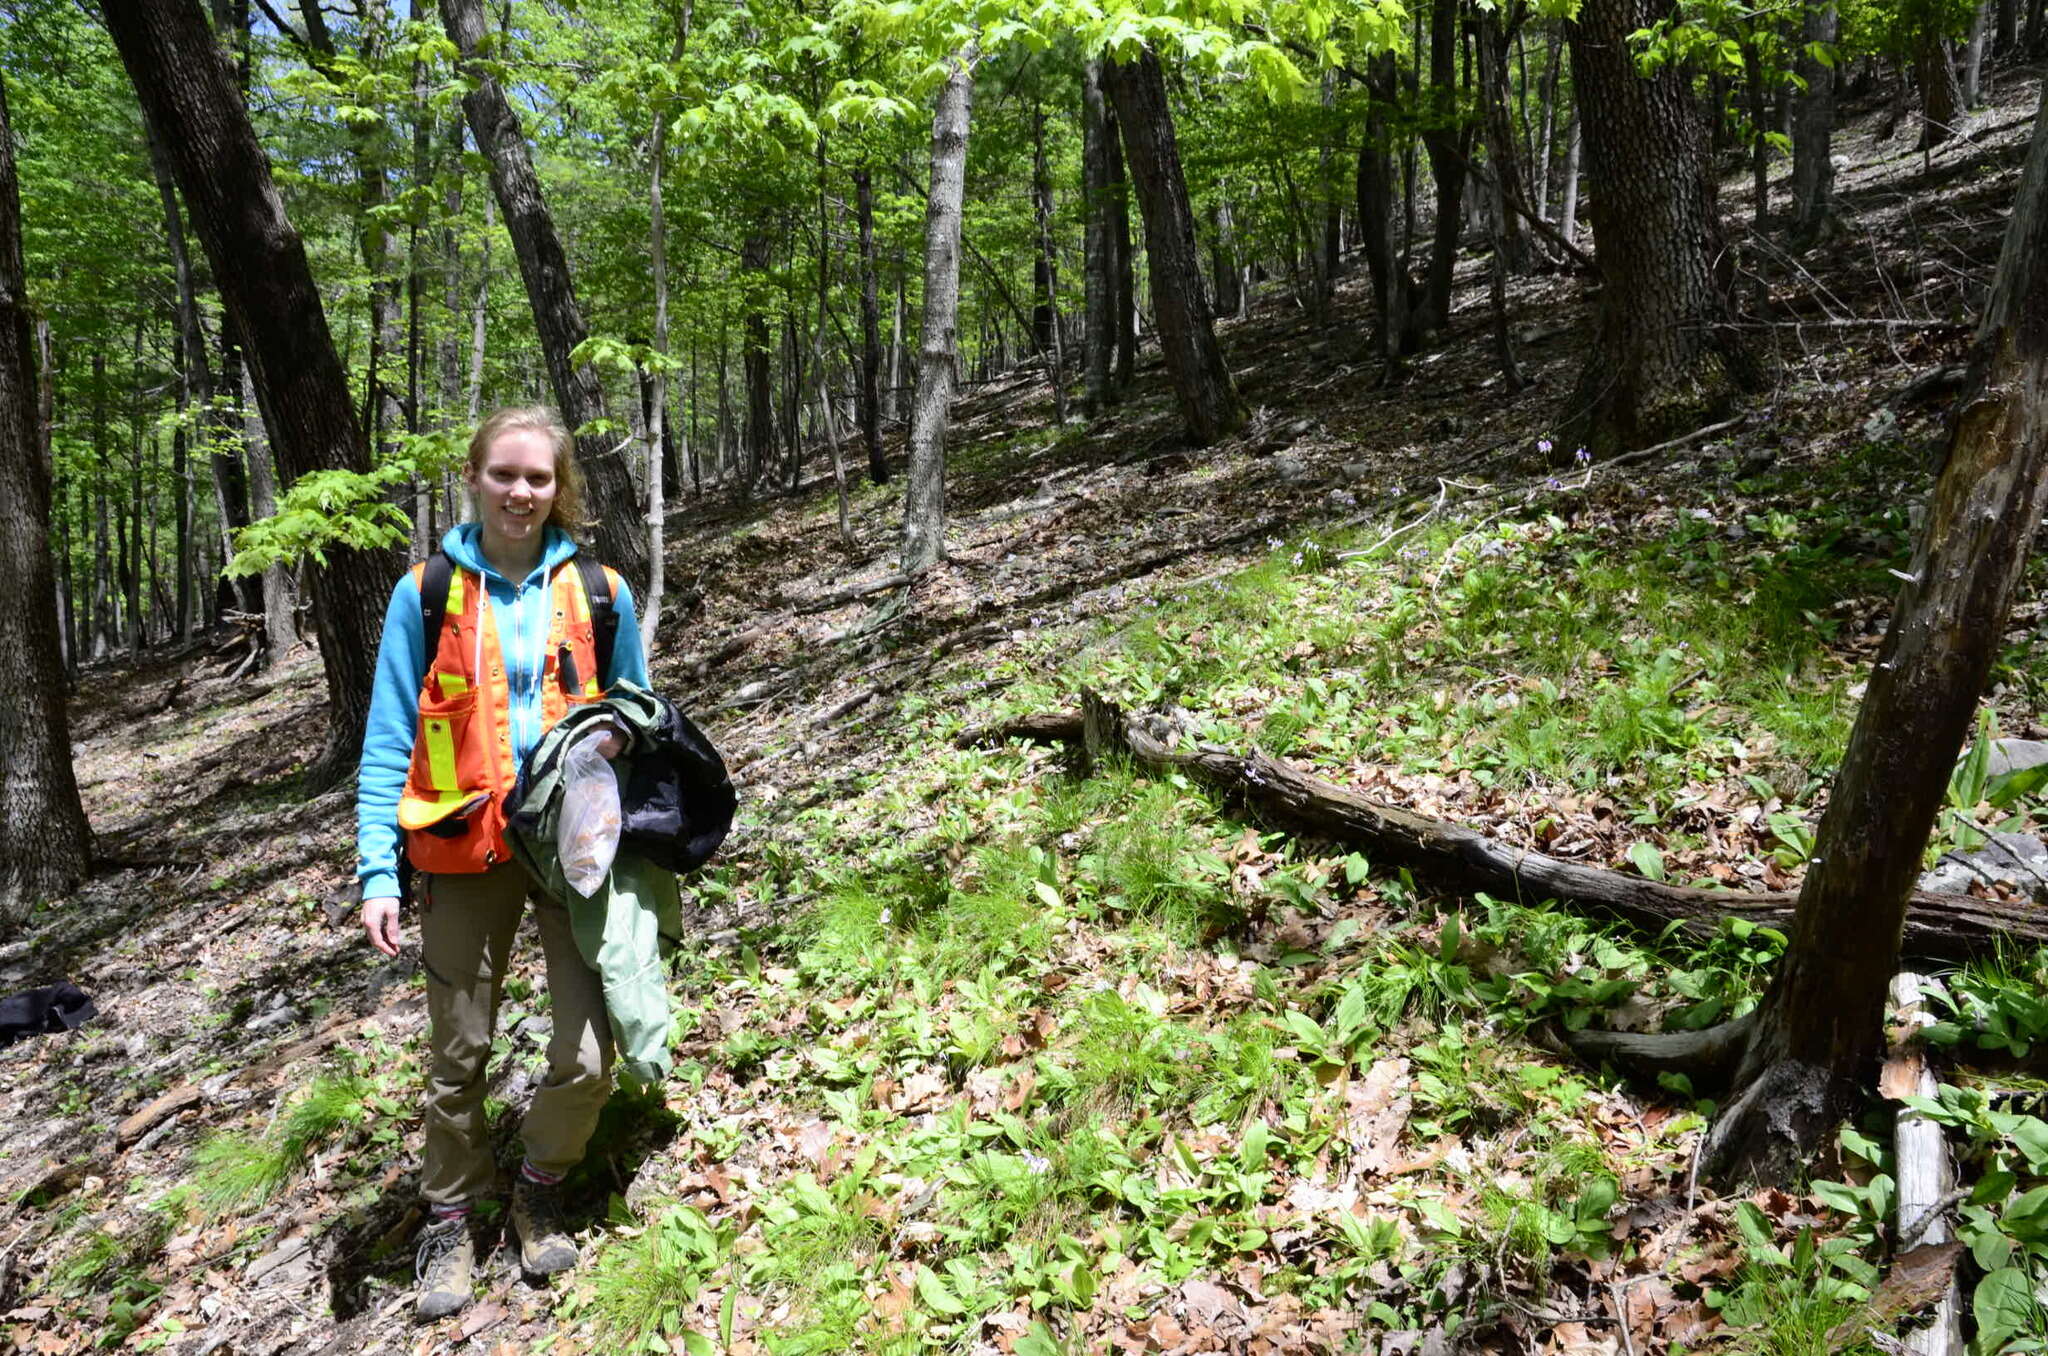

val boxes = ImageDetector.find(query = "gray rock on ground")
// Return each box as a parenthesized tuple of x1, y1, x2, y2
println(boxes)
(1919, 832, 2048, 903)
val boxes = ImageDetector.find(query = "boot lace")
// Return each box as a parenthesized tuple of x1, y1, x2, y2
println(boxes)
(415, 1217, 467, 1284)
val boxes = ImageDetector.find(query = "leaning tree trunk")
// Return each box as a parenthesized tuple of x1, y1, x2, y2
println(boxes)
(1790, 0, 1840, 239)
(1589, 83, 2048, 1185)
(1564, 0, 1752, 452)
(438, 0, 648, 586)
(900, 45, 974, 576)
(0, 68, 92, 930)
(101, 0, 396, 788)
(1103, 49, 1245, 447)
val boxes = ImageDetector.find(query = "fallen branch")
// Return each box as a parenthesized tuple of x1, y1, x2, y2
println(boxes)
(796, 571, 911, 614)
(970, 694, 2048, 961)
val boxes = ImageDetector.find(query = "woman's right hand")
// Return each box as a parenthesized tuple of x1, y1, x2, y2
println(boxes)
(363, 896, 402, 956)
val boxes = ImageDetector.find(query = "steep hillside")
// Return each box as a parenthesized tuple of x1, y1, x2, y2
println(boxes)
(3, 71, 2045, 1356)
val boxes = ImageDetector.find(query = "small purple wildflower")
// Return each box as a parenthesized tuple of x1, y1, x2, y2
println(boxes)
(1575, 447, 1592, 465)
(1545, 476, 1562, 490)
(1537, 437, 1554, 454)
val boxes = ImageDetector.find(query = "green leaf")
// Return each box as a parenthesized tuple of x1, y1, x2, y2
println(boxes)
(1974, 1267, 2035, 1351)
(1627, 842, 1667, 881)
(914, 1263, 966, 1315)
(1987, 761, 2048, 809)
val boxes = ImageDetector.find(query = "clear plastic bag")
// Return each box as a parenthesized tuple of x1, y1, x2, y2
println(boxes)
(557, 725, 623, 897)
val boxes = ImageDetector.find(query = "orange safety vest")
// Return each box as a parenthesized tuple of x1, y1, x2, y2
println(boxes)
(396, 559, 617, 874)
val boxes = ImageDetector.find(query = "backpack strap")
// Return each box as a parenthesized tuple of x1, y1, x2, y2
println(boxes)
(573, 554, 618, 683)
(418, 550, 456, 658)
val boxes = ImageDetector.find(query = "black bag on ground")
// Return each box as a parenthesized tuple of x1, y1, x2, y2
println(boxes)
(0, 981, 96, 1049)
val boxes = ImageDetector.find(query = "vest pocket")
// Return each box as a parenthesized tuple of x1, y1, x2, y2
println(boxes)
(398, 687, 484, 833)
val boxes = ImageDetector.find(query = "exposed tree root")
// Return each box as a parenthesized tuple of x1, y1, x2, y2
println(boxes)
(1560, 1012, 1755, 1091)
(971, 693, 2048, 962)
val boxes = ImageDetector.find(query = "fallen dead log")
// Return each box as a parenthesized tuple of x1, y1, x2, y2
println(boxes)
(969, 694, 2048, 962)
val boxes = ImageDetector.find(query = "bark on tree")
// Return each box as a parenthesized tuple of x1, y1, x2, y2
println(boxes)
(1564, 0, 1753, 451)
(1790, 0, 1840, 239)
(1107, 103, 1136, 392)
(1477, 8, 1530, 272)
(1081, 61, 1118, 413)
(1031, 102, 1068, 426)
(101, 0, 396, 787)
(1420, 0, 1470, 332)
(854, 166, 886, 483)
(241, 367, 297, 663)
(1593, 84, 2048, 1184)
(0, 68, 92, 930)
(900, 46, 974, 576)
(1558, 114, 1582, 242)
(1357, 52, 1420, 369)
(438, 0, 648, 585)
(741, 231, 773, 492)
(1916, 33, 1964, 147)
(1966, 0, 1991, 104)
(1103, 49, 1245, 447)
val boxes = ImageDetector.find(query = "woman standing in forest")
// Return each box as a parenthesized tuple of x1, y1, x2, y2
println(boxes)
(355, 406, 649, 1321)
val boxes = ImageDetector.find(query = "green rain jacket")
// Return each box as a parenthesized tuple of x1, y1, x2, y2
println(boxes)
(504, 684, 734, 1085)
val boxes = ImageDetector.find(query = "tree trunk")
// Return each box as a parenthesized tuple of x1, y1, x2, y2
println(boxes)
(1559, 114, 1582, 242)
(1031, 102, 1068, 425)
(741, 232, 773, 492)
(1740, 33, 1772, 225)
(0, 67, 93, 928)
(241, 367, 296, 664)
(854, 166, 886, 483)
(1421, 0, 1469, 331)
(1998, 0, 2018, 53)
(1916, 35, 1963, 147)
(1107, 102, 1136, 392)
(1103, 49, 1245, 447)
(1477, 9, 1529, 272)
(1209, 199, 1243, 320)
(1358, 52, 1419, 369)
(900, 45, 974, 576)
(1673, 83, 2048, 1184)
(437, 0, 648, 585)
(1564, 0, 1751, 451)
(100, 0, 397, 786)
(1081, 60, 1118, 413)
(1791, 1, 1839, 239)
(1966, 0, 1991, 104)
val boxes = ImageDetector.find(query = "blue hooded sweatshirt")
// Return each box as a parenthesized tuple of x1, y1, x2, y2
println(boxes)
(355, 523, 649, 900)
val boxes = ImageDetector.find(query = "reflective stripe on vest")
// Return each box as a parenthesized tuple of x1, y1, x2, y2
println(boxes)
(396, 558, 614, 873)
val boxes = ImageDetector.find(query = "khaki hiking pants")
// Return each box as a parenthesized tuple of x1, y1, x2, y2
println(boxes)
(418, 864, 613, 1206)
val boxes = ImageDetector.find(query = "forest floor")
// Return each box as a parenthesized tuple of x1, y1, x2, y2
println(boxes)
(8, 67, 2048, 1356)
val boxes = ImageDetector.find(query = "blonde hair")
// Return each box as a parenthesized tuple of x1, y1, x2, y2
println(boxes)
(466, 405, 595, 535)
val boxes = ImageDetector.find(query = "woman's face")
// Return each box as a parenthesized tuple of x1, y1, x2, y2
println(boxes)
(469, 428, 559, 552)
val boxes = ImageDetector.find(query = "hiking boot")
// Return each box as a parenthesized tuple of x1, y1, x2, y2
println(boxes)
(414, 1215, 476, 1321)
(510, 1177, 579, 1276)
